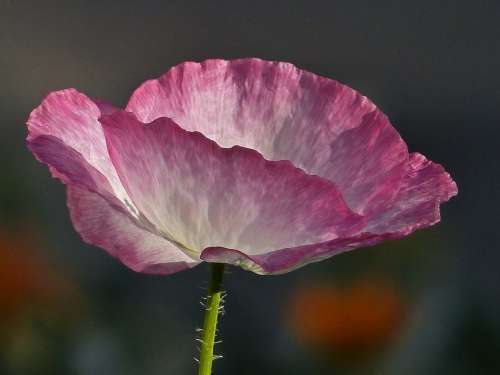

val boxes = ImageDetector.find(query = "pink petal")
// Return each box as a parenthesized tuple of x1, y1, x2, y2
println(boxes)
(126, 58, 408, 214)
(365, 153, 458, 234)
(92, 98, 119, 115)
(27, 62, 457, 275)
(67, 186, 199, 274)
(27, 89, 132, 209)
(28, 135, 119, 204)
(202, 154, 457, 274)
(100, 111, 364, 257)
(26, 90, 194, 273)
(200, 234, 386, 274)
(125, 58, 457, 274)
(311, 110, 408, 214)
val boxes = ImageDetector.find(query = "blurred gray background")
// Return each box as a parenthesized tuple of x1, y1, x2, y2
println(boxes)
(0, 0, 498, 374)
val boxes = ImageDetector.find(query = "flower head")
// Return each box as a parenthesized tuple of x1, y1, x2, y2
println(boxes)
(27, 59, 457, 275)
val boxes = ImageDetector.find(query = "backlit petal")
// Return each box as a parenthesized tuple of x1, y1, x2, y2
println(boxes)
(67, 186, 199, 274)
(201, 154, 457, 274)
(201, 233, 385, 274)
(126, 58, 408, 214)
(25, 90, 195, 272)
(27, 60, 458, 275)
(365, 153, 458, 234)
(100, 111, 363, 257)
(27, 89, 132, 209)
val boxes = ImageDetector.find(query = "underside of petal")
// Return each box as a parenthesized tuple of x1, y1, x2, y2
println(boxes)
(67, 186, 199, 275)
(200, 233, 389, 274)
(100, 111, 363, 257)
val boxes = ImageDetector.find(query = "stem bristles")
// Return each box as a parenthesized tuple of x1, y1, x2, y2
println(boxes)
(197, 263, 225, 375)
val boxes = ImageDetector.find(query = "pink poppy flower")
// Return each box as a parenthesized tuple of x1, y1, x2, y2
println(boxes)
(27, 58, 457, 275)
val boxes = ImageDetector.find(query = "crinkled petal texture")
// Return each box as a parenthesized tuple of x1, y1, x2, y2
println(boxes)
(27, 89, 199, 274)
(100, 113, 364, 272)
(27, 59, 457, 275)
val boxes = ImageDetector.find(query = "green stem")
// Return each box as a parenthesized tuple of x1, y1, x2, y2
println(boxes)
(198, 263, 225, 375)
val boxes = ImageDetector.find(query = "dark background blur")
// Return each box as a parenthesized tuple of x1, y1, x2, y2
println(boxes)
(0, 0, 498, 374)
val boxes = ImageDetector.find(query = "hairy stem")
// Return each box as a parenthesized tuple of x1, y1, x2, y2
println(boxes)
(198, 263, 225, 375)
